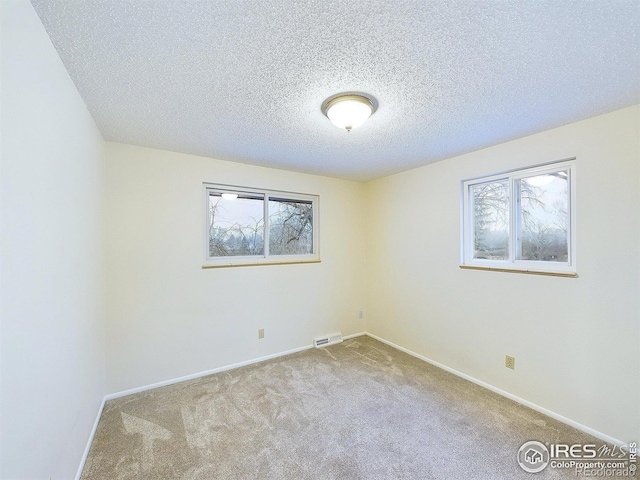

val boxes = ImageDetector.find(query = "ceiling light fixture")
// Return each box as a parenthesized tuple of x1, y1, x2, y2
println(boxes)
(321, 93, 377, 132)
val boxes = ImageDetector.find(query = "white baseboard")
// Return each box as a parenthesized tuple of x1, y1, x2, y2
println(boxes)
(343, 331, 367, 340)
(102, 334, 366, 404)
(78, 343, 316, 477)
(78, 330, 624, 478)
(105, 335, 369, 402)
(365, 332, 625, 447)
(78, 344, 315, 477)
(75, 396, 106, 480)
(103, 334, 370, 402)
(104, 343, 314, 401)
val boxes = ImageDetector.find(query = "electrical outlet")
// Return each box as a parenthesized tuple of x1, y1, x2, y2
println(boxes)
(258, 328, 264, 339)
(358, 310, 363, 319)
(505, 355, 515, 370)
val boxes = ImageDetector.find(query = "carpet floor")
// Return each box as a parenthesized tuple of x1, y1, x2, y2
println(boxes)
(81, 336, 619, 479)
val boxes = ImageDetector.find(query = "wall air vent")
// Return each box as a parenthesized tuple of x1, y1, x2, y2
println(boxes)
(314, 333, 343, 348)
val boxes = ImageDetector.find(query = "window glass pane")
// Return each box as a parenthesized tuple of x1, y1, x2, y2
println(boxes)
(472, 180, 509, 260)
(518, 171, 569, 262)
(208, 193, 264, 256)
(268, 198, 313, 255)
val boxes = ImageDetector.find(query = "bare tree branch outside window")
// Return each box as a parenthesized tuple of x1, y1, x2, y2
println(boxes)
(472, 180, 509, 260)
(269, 199, 313, 255)
(208, 192, 315, 258)
(519, 173, 568, 262)
(471, 173, 569, 263)
(208, 195, 264, 257)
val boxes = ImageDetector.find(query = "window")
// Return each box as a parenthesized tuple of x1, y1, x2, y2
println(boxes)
(204, 184, 319, 267)
(461, 160, 576, 276)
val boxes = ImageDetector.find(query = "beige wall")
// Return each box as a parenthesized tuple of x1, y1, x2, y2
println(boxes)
(105, 142, 367, 393)
(0, 1, 106, 478)
(365, 105, 640, 443)
(106, 107, 639, 443)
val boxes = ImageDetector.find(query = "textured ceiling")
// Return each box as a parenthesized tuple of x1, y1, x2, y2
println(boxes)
(31, 0, 640, 182)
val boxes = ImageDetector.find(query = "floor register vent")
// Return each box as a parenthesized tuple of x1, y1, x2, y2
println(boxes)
(314, 333, 343, 348)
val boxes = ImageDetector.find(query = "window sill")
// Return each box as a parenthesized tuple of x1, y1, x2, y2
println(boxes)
(459, 265, 577, 278)
(203, 259, 321, 269)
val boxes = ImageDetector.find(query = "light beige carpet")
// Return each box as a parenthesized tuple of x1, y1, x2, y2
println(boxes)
(81, 336, 620, 479)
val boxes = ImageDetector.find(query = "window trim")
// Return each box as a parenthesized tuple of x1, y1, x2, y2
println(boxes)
(203, 183, 320, 268)
(460, 159, 577, 277)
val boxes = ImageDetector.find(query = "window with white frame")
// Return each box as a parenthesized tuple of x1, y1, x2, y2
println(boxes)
(204, 184, 319, 267)
(461, 160, 576, 276)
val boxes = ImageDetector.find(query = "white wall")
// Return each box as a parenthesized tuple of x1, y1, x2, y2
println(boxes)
(0, 1, 106, 478)
(105, 142, 367, 393)
(365, 105, 640, 443)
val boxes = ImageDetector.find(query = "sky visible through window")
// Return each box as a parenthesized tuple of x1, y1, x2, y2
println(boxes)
(472, 172, 568, 262)
(209, 194, 264, 256)
(208, 193, 313, 257)
(519, 172, 568, 261)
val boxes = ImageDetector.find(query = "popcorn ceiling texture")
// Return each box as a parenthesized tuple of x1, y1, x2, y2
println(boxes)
(31, 0, 640, 182)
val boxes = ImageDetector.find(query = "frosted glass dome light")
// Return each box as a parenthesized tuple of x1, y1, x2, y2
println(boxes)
(322, 93, 377, 132)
